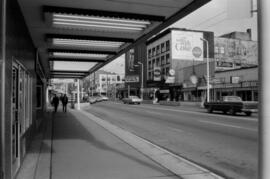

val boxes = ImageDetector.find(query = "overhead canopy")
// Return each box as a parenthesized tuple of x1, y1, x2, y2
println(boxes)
(17, 0, 211, 79)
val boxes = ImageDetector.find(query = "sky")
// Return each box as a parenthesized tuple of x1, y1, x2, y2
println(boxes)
(103, 0, 257, 74)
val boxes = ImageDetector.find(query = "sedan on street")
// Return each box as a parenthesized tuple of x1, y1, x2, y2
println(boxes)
(122, 96, 142, 104)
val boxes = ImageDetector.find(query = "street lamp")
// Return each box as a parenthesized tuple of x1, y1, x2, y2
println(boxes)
(200, 38, 210, 102)
(136, 62, 144, 100)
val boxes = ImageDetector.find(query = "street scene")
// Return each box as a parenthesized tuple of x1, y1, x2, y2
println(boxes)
(82, 101, 258, 179)
(0, 0, 264, 179)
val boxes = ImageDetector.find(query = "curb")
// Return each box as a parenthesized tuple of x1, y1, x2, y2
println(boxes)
(79, 109, 225, 179)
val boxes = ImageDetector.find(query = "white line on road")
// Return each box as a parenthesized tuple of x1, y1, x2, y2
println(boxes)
(198, 120, 257, 132)
(112, 102, 258, 122)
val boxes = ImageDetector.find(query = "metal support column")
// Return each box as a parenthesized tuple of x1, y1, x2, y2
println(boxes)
(260, 0, 269, 178)
(77, 79, 80, 110)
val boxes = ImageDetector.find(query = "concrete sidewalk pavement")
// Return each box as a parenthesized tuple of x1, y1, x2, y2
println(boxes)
(16, 107, 179, 179)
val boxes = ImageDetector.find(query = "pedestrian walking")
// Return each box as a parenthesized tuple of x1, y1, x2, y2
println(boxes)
(51, 94, 59, 112)
(61, 94, 68, 112)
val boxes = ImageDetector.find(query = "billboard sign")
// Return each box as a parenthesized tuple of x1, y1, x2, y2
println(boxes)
(171, 31, 203, 61)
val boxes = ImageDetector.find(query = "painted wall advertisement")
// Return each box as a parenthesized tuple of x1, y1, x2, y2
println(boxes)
(171, 31, 203, 61)
(214, 37, 258, 71)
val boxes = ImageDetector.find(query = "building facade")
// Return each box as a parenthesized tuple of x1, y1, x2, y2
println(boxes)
(146, 28, 214, 101)
(214, 31, 258, 71)
(213, 67, 258, 101)
(1, 0, 48, 178)
(89, 70, 124, 97)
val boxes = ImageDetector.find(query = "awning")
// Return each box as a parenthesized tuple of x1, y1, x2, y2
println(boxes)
(17, 0, 211, 79)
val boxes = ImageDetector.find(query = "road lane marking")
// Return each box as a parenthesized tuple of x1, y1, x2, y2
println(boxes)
(112, 102, 258, 122)
(198, 120, 257, 132)
(78, 109, 224, 179)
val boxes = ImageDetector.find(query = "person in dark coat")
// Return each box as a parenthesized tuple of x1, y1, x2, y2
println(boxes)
(61, 94, 68, 112)
(51, 94, 59, 112)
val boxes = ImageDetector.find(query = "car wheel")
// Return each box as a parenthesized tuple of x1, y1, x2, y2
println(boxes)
(229, 108, 236, 115)
(245, 112, 252, 116)
(207, 107, 213, 113)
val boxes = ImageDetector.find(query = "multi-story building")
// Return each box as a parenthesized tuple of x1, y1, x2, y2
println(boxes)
(180, 31, 258, 102)
(88, 70, 125, 97)
(214, 30, 258, 71)
(145, 28, 214, 101)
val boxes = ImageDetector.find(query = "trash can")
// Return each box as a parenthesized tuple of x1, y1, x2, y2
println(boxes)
(71, 101, 75, 109)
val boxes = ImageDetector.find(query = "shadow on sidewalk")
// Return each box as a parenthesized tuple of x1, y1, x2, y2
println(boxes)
(51, 111, 172, 175)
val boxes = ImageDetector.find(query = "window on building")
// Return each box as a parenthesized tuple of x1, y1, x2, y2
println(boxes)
(156, 45, 160, 55)
(215, 47, 219, 53)
(152, 59, 156, 67)
(156, 57, 160, 66)
(102, 77, 106, 81)
(148, 49, 152, 58)
(161, 56, 165, 65)
(166, 54, 170, 64)
(148, 72, 151, 80)
(220, 47, 225, 54)
(162, 68, 165, 75)
(166, 40, 170, 51)
(117, 75, 120, 81)
(152, 47, 156, 56)
(148, 61, 151, 70)
(161, 43, 165, 53)
(166, 67, 170, 75)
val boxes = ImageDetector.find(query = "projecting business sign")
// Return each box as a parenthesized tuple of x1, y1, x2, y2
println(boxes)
(171, 31, 203, 61)
(153, 67, 161, 81)
(125, 75, 139, 83)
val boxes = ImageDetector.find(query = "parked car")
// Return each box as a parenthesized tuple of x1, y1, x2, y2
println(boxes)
(89, 96, 97, 104)
(204, 96, 258, 116)
(95, 96, 103, 102)
(122, 96, 142, 104)
(100, 95, 109, 101)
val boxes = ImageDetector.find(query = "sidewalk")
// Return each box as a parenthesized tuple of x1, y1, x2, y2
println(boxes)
(16, 107, 179, 179)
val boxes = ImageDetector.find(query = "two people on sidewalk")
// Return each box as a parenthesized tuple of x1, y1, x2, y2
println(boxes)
(51, 94, 68, 112)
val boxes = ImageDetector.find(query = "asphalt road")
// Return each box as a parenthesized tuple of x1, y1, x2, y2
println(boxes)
(82, 101, 258, 179)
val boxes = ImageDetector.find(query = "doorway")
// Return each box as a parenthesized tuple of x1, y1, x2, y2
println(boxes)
(11, 63, 20, 175)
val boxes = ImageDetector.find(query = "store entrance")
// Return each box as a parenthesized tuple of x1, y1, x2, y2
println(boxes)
(11, 63, 20, 175)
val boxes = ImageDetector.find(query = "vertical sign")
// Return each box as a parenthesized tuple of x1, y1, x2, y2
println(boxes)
(153, 67, 161, 81)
